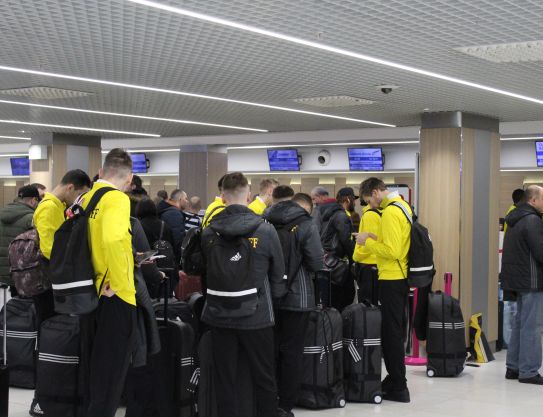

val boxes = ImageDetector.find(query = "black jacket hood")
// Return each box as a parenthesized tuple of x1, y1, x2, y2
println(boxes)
(264, 200, 310, 226)
(318, 200, 344, 222)
(505, 203, 541, 228)
(209, 204, 262, 239)
(157, 199, 177, 215)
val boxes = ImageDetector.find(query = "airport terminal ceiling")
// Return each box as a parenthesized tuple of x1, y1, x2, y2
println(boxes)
(0, 1, 542, 145)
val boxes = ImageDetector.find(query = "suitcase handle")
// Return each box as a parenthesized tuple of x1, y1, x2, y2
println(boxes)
(444, 273, 453, 296)
(1, 284, 7, 366)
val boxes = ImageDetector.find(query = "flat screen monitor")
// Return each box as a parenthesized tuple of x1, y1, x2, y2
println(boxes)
(130, 153, 147, 173)
(267, 149, 300, 171)
(536, 142, 543, 167)
(10, 157, 30, 176)
(348, 147, 384, 171)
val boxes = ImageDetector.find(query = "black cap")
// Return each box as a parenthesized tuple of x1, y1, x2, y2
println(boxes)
(17, 185, 40, 199)
(337, 187, 359, 200)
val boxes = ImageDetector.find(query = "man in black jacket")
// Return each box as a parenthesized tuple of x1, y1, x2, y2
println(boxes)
(501, 185, 543, 385)
(201, 172, 286, 417)
(315, 192, 355, 311)
(157, 189, 188, 263)
(265, 187, 323, 417)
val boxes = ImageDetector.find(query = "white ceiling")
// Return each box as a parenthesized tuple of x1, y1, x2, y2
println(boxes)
(0, 0, 543, 145)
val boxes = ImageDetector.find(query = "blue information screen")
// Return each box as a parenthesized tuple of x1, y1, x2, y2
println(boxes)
(130, 153, 147, 173)
(348, 148, 384, 171)
(536, 142, 543, 167)
(10, 157, 30, 176)
(267, 149, 300, 171)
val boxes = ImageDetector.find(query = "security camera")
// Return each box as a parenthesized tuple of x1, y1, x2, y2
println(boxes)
(317, 150, 331, 166)
(375, 84, 399, 94)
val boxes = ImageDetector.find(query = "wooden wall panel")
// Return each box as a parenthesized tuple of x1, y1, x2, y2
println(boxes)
(419, 128, 461, 293)
(499, 174, 524, 218)
(206, 152, 227, 206)
(301, 178, 319, 195)
(88, 146, 102, 178)
(179, 152, 207, 205)
(52, 144, 67, 188)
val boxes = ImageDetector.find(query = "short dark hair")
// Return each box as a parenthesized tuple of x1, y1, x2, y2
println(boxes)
(292, 192, 313, 208)
(60, 169, 91, 190)
(272, 185, 294, 200)
(30, 183, 46, 191)
(218, 174, 227, 191)
(222, 172, 249, 192)
(359, 177, 387, 197)
(132, 175, 143, 189)
(103, 148, 132, 177)
(135, 197, 157, 219)
(92, 174, 99, 183)
(156, 190, 168, 200)
(512, 188, 525, 204)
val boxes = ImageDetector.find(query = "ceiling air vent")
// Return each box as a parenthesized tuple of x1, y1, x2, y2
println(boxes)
(292, 95, 374, 107)
(0, 86, 95, 100)
(455, 40, 543, 63)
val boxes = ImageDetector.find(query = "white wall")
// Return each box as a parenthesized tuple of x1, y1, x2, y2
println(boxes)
(500, 140, 539, 169)
(228, 144, 419, 173)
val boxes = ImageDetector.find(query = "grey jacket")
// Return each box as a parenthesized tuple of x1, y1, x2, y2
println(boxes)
(201, 205, 286, 330)
(0, 202, 34, 285)
(265, 201, 324, 311)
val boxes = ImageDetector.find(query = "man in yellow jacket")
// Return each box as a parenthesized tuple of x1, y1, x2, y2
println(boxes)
(203, 175, 227, 227)
(248, 178, 278, 215)
(353, 204, 381, 305)
(81, 148, 136, 417)
(355, 177, 412, 403)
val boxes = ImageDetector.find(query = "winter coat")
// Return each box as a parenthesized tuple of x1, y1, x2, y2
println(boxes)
(157, 200, 185, 261)
(201, 204, 286, 329)
(317, 201, 355, 259)
(265, 200, 323, 311)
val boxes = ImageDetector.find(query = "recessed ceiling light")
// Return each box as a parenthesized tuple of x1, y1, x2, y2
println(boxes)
(0, 65, 394, 128)
(127, 0, 543, 106)
(0, 135, 31, 141)
(0, 99, 267, 133)
(0, 120, 160, 137)
(455, 41, 543, 63)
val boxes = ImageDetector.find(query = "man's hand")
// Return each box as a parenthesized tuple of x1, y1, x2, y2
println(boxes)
(101, 282, 117, 298)
(352, 232, 378, 245)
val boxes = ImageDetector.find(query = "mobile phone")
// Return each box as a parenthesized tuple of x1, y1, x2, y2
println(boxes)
(135, 250, 158, 266)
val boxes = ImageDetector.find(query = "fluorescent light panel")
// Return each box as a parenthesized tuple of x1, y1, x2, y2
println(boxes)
(501, 136, 543, 141)
(0, 120, 159, 137)
(101, 148, 179, 154)
(241, 170, 414, 175)
(0, 99, 267, 133)
(0, 153, 28, 157)
(128, 0, 543, 107)
(0, 65, 394, 128)
(228, 140, 419, 150)
(0, 135, 31, 141)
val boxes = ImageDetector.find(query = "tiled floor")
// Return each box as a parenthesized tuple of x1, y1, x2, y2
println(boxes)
(7, 350, 542, 416)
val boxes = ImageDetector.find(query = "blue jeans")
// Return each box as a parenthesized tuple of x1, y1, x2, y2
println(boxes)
(506, 291, 543, 379)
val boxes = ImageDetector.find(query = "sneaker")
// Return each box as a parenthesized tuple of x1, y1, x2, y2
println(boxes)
(383, 388, 411, 403)
(277, 408, 294, 417)
(519, 374, 543, 385)
(29, 398, 44, 416)
(505, 368, 519, 380)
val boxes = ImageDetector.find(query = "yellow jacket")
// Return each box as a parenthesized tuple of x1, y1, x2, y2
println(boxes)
(33, 192, 65, 260)
(81, 181, 135, 306)
(203, 197, 225, 228)
(365, 192, 411, 280)
(503, 204, 516, 234)
(248, 196, 267, 216)
(353, 205, 381, 265)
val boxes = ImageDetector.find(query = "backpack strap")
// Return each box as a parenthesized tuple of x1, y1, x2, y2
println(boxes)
(202, 205, 226, 228)
(367, 208, 382, 217)
(159, 221, 165, 241)
(85, 187, 115, 215)
(390, 202, 413, 225)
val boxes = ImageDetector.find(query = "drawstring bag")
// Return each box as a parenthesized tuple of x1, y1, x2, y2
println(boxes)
(469, 313, 495, 363)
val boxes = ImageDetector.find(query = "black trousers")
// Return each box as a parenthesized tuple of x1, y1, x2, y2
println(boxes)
(211, 326, 277, 417)
(87, 295, 136, 417)
(355, 264, 379, 306)
(379, 279, 409, 391)
(33, 288, 55, 326)
(275, 310, 310, 412)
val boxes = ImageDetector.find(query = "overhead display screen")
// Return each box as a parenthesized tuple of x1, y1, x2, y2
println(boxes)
(267, 149, 300, 171)
(130, 153, 148, 173)
(348, 148, 384, 171)
(10, 157, 30, 176)
(536, 142, 543, 167)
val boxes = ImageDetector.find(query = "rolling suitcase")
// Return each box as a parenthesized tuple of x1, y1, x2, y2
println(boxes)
(152, 283, 196, 417)
(175, 271, 202, 301)
(297, 276, 345, 409)
(342, 302, 382, 404)
(33, 314, 93, 417)
(426, 273, 466, 377)
(0, 284, 9, 417)
(0, 296, 38, 388)
(154, 296, 198, 337)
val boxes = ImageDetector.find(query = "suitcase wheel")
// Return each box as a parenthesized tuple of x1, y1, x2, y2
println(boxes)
(427, 368, 436, 378)
(373, 394, 382, 404)
(338, 398, 346, 408)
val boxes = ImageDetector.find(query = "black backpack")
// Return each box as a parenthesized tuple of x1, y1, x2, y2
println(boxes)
(181, 205, 224, 275)
(49, 187, 114, 315)
(390, 202, 435, 288)
(153, 221, 176, 271)
(273, 215, 310, 288)
(204, 222, 262, 319)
